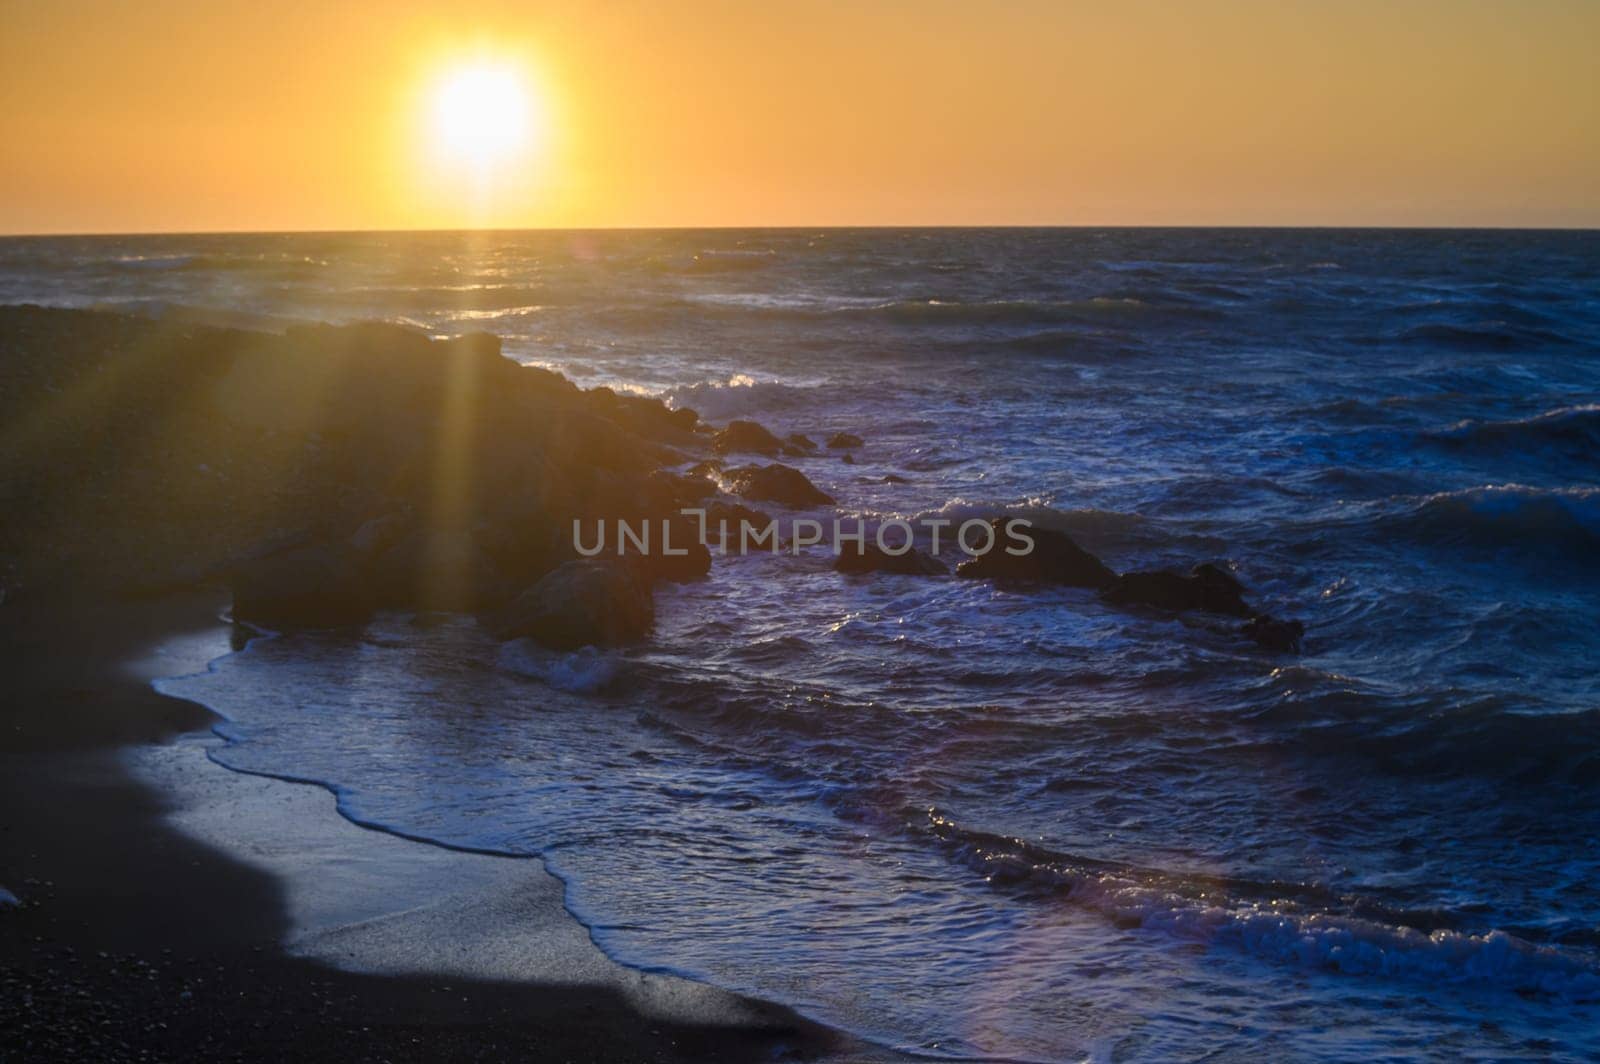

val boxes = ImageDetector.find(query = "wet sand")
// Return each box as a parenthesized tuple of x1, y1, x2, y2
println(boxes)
(0, 591, 861, 1062)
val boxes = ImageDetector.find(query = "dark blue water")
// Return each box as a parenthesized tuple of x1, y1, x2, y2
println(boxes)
(7, 228, 1600, 1060)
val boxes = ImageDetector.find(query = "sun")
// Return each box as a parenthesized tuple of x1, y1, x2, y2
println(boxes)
(429, 63, 538, 169)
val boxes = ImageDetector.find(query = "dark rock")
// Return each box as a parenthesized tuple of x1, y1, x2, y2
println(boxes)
(0, 308, 704, 596)
(347, 512, 410, 561)
(685, 459, 723, 480)
(834, 542, 948, 576)
(492, 560, 653, 649)
(955, 520, 1115, 588)
(1242, 614, 1306, 653)
(713, 420, 786, 456)
(840, 453, 856, 465)
(1102, 563, 1250, 617)
(881, 474, 910, 484)
(617, 515, 713, 583)
(368, 530, 502, 612)
(723, 464, 835, 508)
(702, 500, 772, 527)
(786, 433, 818, 452)
(476, 520, 569, 590)
(585, 386, 700, 444)
(644, 470, 717, 510)
(699, 502, 774, 545)
(826, 432, 864, 449)
(232, 546, 373, 628)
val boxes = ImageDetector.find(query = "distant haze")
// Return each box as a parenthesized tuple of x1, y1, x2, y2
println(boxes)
(2, 0, 1597, 233)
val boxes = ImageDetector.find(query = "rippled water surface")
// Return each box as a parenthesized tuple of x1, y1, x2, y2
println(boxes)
(7, 228, 1600, 1060)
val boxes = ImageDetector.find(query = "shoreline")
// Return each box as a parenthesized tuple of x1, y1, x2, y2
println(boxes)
(0, 591, 862, 1061)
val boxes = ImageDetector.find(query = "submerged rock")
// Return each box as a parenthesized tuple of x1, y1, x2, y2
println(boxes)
(827, 432, 864, 449)
(786, 433, 818, 452)
(834, 542, 948, 576)
(1242, 614, 1306, 653)
(713, 419, 787, 456)
(493, 560, 653, 649)
(232, 545, 373, 628)
(723, 463, 835, 508)
(955, 520, 1115, 588)
(1102, 563, 1250, 617)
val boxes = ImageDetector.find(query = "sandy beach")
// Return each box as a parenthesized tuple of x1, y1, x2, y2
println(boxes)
(0, 590, 858, 1061)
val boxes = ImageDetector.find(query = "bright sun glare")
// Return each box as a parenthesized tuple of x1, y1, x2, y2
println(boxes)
(430, 64, 536, 169)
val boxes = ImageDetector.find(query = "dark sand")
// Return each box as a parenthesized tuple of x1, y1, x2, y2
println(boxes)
(0, 592, 855, 1062)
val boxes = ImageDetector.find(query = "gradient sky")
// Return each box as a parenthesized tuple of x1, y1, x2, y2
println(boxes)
(2, 0, 1597, 233)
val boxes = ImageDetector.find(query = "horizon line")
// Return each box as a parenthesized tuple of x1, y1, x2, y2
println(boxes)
(3, 221, 1599, 240)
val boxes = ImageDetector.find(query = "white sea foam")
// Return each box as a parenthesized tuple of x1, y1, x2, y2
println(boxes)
(496, 640, 621, 694)
(662, 374, 817, 419)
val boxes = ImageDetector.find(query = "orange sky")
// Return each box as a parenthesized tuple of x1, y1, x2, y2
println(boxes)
(1, 0, 1597, 233)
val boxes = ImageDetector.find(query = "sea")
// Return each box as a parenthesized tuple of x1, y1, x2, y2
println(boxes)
(4, 228, 1599, 1061)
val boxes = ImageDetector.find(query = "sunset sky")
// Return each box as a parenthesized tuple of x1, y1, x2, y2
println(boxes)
(2, 0, 1597, 234)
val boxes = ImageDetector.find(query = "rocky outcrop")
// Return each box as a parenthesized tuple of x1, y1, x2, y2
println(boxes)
(618, 515, 713, 583)
(713, 420, 787, 456)
(723, 464, 835, 508)
(702, 501, 773, 533)
(232, 546, 373, 628)
(0, 308, 707, 612)
(955, 521, 1115, 588)
(1102, 563, 1250, 617)
(786, 433, 818, 453)
(826, 432, 864, 449)
(584, 387, 700, 445)
(492, 561, 653, 649)
(367, 530, 503, 613)
(834, 543, 947, 576)
(644, 470, 718, 510)
(1242, 614, 1305, 653)
(347, 513, 410, 560)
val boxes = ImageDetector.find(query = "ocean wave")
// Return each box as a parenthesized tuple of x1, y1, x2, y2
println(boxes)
(891, 497, 1161, 554)
(81, 298, 314, 332)
(660, 374, 821, 419)
(1397, 484, 1600, 552)
(647, 293, 1226, 330)
(109, 253, 196, 271)
(107, 251, 330, 274)
(1398, 322, 1573, 351)
(496, 640, 621, 693)
(1388, 298, 1561, 329)
(1297, 485, 1600, 563)
(847, 296, 1225, 328)
(1239, 668, 1600, 782)
(923, 812, 1600, 1000)
(678, 249, 780, 273)
(1423, 404, 1600, 459)
(318, 283, 560, 312)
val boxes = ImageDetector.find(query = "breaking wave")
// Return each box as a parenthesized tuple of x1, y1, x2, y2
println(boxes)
(925, 813, 1600, 1000)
